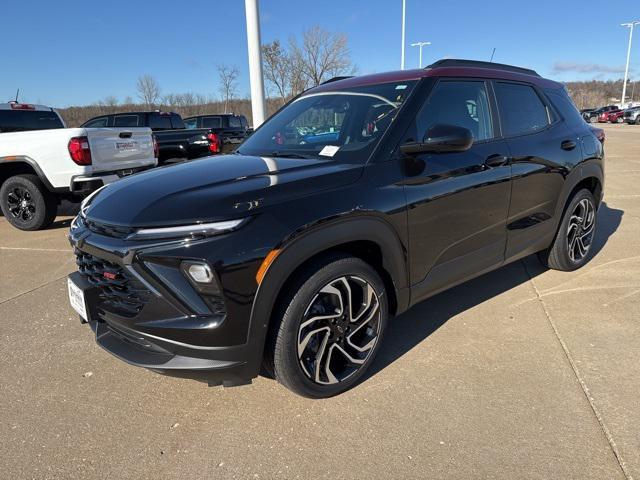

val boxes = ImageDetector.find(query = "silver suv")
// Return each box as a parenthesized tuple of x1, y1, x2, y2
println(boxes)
(624, 107, 640, 124)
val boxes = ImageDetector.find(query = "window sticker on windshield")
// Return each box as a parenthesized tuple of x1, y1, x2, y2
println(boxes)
(395, 85, 408, 90)
(319, 145, 340, 157)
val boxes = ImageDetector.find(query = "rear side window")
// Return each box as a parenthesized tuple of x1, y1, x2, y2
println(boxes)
(494, 83, 549, 136)
(544, 88, 585, 128)
(84, 117, 109, 128)
(149, 114, 172, 130)
(0, 110, 64, 132)
(229, 116, 242, 128)
(202, 116, 222, 128)
(170, 114, 185, 129)
(113, 115, 139, 127)
(416, 80, 493, 141)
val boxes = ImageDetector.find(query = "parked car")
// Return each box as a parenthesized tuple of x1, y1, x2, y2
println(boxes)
(68, 59, 604, 398)
(580, 108, 596, 122)
(82, 111, 220, 164)
(183, 114, 251, 153)
(0, 103, 157, 230)
(607, 109, 628, 124)
(592, 105, 619, 123)
(624, 107, 640, 124)
(598, 107, 622, 123)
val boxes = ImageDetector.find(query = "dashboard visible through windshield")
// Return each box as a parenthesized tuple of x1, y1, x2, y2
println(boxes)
(238, 81, 417, 162)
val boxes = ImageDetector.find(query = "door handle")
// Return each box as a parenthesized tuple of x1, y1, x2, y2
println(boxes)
(119, 131, 133, 139)
(484, 154, 510, 168)
(561, 140, 576, 151)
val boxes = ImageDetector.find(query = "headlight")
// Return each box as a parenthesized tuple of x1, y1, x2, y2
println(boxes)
(127, 218, 247, 241)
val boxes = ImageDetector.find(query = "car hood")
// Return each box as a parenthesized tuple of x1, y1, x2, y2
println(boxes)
(85, 154, 363, 227)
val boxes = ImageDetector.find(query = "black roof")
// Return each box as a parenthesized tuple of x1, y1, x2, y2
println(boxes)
(427, 59, 540, 77)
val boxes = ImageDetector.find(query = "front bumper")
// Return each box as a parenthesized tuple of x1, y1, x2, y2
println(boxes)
(67, 220, 266, 386)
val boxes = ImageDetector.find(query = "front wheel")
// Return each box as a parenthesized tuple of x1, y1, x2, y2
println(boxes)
(538, 189, 597, 271)
(268, 254, 388, 398)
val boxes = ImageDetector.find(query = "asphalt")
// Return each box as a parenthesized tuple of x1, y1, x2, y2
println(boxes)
(0, 124, 638, 479)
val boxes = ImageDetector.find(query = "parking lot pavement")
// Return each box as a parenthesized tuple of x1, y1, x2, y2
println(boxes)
(0, 124, 637, 479)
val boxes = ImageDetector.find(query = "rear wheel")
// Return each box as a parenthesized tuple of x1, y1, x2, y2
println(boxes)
(268, 254, 388, 398)
(0, 174, 57, 231)
(538, 189, 597, 271)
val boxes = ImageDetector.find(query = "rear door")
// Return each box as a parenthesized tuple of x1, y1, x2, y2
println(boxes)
(85, 127, 155, 172)
(403, 79, 512, 299)
(493, 81, 582, 260)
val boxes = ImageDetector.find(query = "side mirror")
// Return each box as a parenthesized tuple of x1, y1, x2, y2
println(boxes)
(400, 124, 473, 155)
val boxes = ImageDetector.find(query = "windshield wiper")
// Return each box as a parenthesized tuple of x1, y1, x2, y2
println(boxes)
(266, 151, 316, 159)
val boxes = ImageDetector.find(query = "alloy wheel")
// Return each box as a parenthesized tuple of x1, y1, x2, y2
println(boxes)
(297, 276, 381, 385)
(566, 198, 595, 263)
(6, 187, 36, 224)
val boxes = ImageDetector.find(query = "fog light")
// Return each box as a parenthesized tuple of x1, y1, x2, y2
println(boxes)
(186, 262, 213, 284)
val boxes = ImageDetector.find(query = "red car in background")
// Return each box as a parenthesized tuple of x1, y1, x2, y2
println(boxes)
(607, 109, 627, 123)
(598, 108, 623, 123)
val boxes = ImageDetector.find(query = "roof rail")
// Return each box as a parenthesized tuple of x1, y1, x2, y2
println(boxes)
(321, 76, 354, 85)
(427, 59, 540, 77)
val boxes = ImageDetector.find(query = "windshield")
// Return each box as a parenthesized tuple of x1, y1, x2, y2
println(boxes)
(238, 81, 417, 161)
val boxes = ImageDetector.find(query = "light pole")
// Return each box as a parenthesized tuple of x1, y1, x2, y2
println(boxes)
(400, 0, 406, 70)
(244, 0, 266, 127)
(410, 41, 431, 68)
(621, 21, 640, 107)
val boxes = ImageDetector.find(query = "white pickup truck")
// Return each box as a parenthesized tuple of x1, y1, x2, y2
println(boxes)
(0, 102, 157, 230)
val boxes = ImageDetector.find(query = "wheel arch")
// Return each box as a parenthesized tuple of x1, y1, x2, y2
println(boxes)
(0, 156, 56, 192)
(247, 216, 409, 366)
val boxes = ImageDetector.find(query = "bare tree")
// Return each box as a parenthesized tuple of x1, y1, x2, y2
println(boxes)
(103, 95, 119, 107)
(262, 40, 290, 104)
(136, 74, 161, 108)
(262, 40, 310, 104)
(292, 26, 353, 87)
(217, 64, 239, 113)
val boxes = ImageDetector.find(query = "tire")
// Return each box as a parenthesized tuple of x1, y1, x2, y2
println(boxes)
(267, 253, 388, 398)
(616, 117, 624, 124)
(0, 174, 57, 231)
(538, 189, 597, 271)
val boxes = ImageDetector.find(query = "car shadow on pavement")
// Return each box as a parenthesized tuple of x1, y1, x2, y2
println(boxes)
(363, 201, 623, 384)
(41, 201, 80, 230)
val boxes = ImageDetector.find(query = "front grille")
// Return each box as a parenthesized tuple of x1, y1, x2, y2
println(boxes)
(75, 249, 149, 318)
(84, 218, 134, 239)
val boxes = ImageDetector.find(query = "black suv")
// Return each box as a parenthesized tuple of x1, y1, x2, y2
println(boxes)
(68, 59, 604, 398)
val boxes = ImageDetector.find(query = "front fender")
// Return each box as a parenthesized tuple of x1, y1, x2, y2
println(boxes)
(244, 214, 409, 376)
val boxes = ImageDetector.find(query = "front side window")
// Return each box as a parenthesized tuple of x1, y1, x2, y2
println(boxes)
(229, 116, 242, 128)
(184, 118, 197, 129)
(495, 82, 549, 136)
(416, 80, 493, 142)
(113, 115, 138, 127)
(238, 81, 417, 161)
(84, 117, 109, 128)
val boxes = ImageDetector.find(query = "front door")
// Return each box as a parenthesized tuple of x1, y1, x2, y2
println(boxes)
(402, 79, 512, 302)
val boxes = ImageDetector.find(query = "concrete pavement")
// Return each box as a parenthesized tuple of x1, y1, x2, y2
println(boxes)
(0, 124, 637, 479)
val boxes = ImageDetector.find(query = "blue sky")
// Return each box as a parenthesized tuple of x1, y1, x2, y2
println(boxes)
(2, 0, 639, 107)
